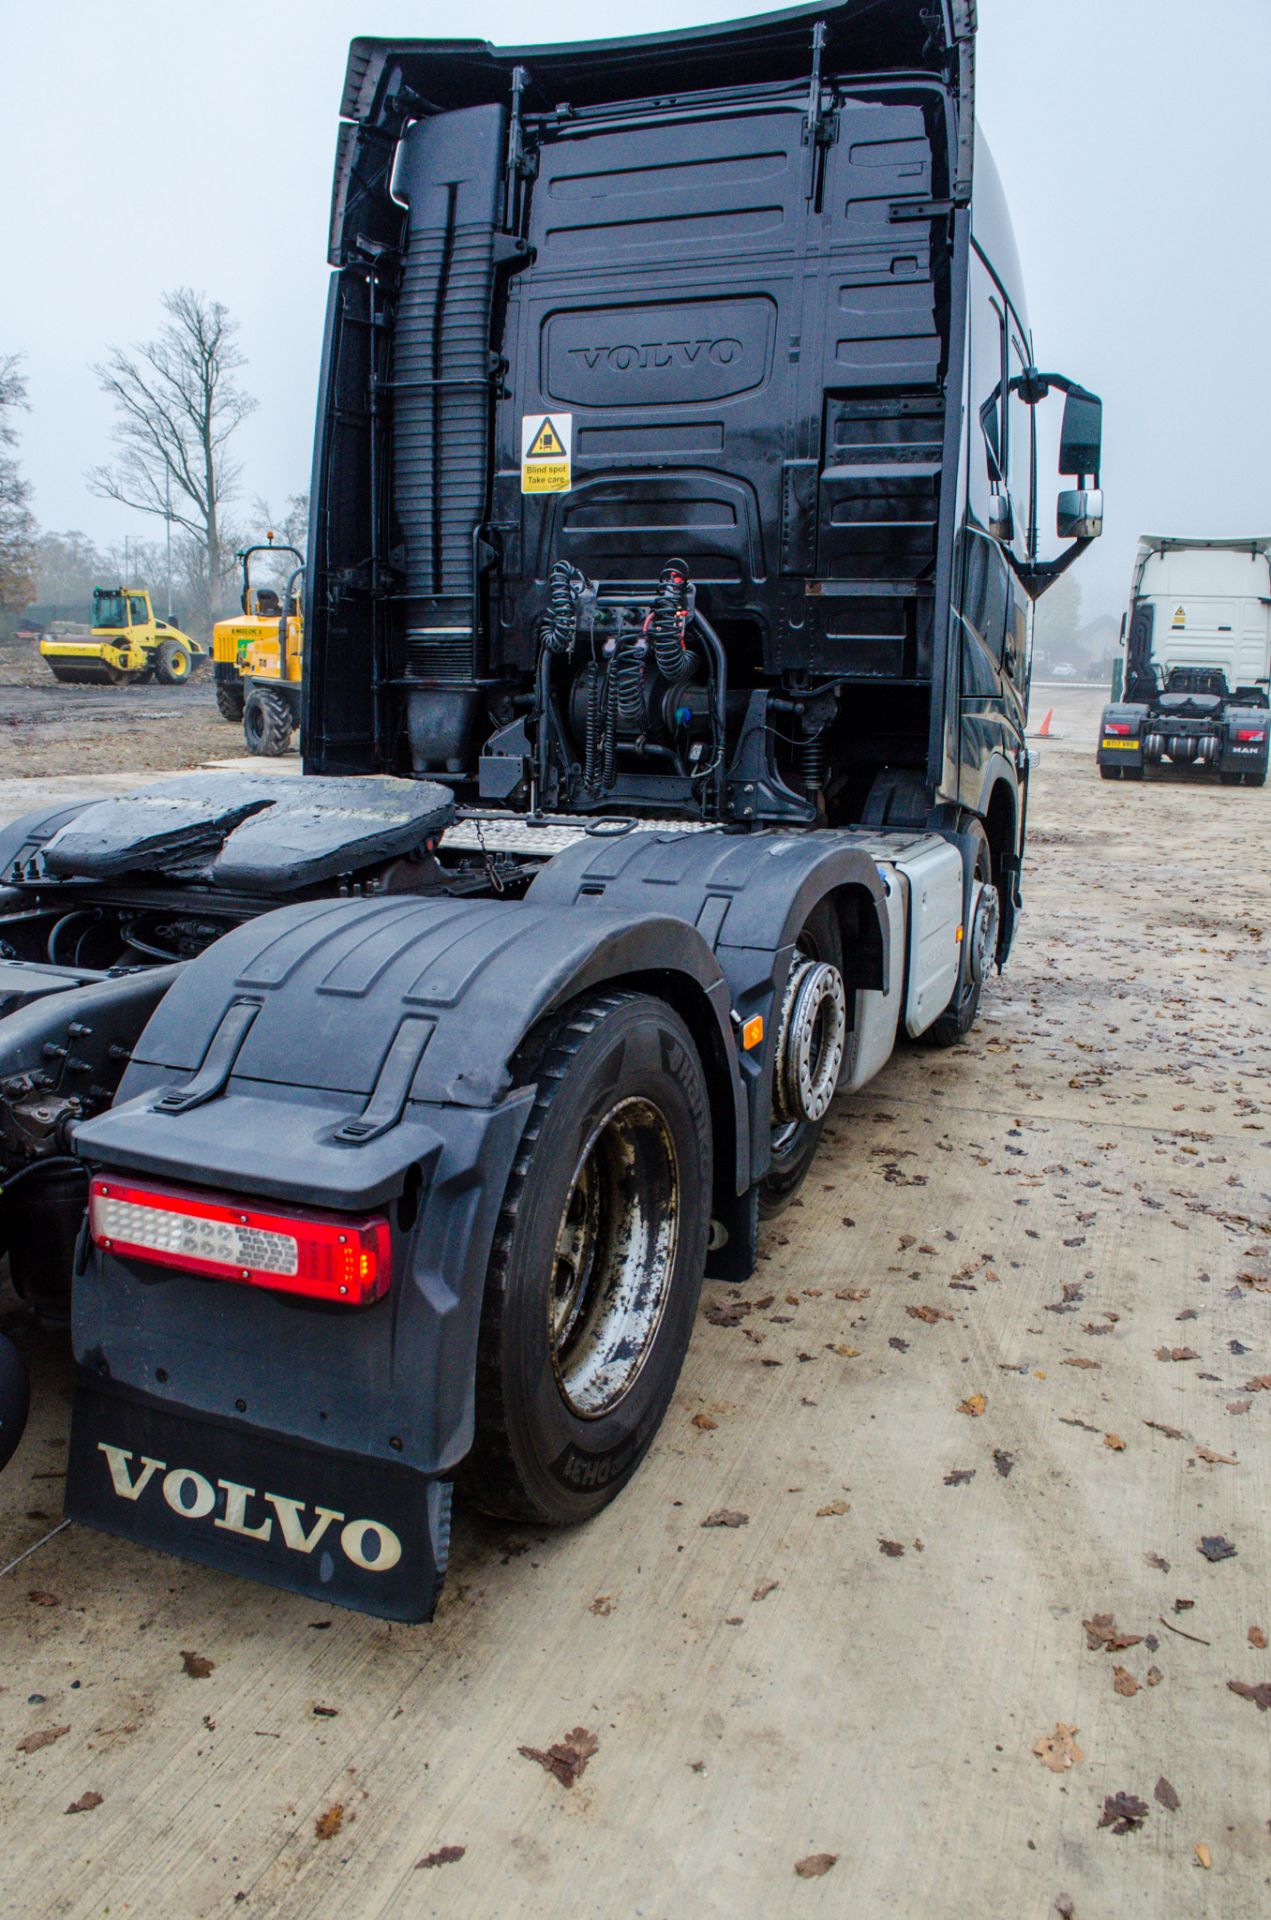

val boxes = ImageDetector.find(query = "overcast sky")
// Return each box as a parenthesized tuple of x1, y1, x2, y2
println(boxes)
(3, 0, 1269, 622)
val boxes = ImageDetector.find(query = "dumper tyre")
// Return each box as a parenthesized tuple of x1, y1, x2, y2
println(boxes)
(243, 687, 294, 756)
(920, 828, 994, 1050)
(216, 679, 245, 722)
(759, 899, 844, 1217)
(153, 639, 193, 685)
(460, 989, 712, 1526)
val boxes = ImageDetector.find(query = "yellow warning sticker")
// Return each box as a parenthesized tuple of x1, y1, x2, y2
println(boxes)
(1172, 605, 1186, 628)
(522, 412, 572, 494)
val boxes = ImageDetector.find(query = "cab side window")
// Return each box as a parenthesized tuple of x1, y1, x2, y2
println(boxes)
(129, 597, 147, 626)
(968, 253, 1007, 531)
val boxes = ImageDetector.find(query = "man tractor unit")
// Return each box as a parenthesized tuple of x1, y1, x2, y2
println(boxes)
(0, 3, 1101, 1616)
(1098, 536, 1270, 786)
(40, 587, 204, 687)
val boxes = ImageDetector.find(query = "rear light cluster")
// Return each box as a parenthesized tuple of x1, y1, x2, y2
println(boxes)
(1236, 728, 1266, 743)
(88, 1179, 392, 1305)
(1103, 721, 1134, 736)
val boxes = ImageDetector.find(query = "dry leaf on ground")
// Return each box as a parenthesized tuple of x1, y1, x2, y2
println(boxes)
(1063, 1358, 1100, 1370)
(1146, 1666, 1163, 1686)
(1155, 1776, 1180, 1811)
(752, 1579, 779, 1602)
(878, 1539, 905, 1557)
(1098, 1792, 1149, 1834)
(907, 1305, 951, 1324)
(1248, 1626, 1267, 1649)
(816, 1499, 849, 1517)
(65, 1792, 103, 1816)
(1084, 1613, 1143, 1653)
(701, 1509, 748, 1529)
(1155, 1347, 1199, 1362)
(589, 1596, 613, 1617)
(314, 1804, 344, 1840)
(27, 1590, 59, 1607)
(519, 1726, 599, 1789)
(16, 1725, 70, 1755)
(417, 1846, 465, 1869)
(957, 1393, 986, 1417)
(180, 1650, 215, 1679)
(1227, 1680, 1271, 1711)
(1112, 1666, 1139, 1697)
(1032, 1723, 1084, 1772)
(691, 1413, 718, 1430)
(1104, 1433, 1126, 1451)
(1199, 1536, 1237, 1562)
(944, 1469, 975, 1486)
(1196, 1447, 1237, 1466)
(794, 1854, 838, 1879)
(1195, 1842, 1212, 1869)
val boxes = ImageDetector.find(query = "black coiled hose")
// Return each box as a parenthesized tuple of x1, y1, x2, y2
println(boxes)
(540, 559, 589, 657)
(615, 635, 648, 726)
(583, 664, 601, 792)
(648, 560, 692, 682)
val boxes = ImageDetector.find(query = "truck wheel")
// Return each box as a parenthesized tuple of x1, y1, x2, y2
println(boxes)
(1099, 764, 1121, 780)
(921, 829, 995, 1050)
(460, 990, 712, 1526)
(243, 687, 294, 756)
(1122, 766, 1144, 782)
(216, 680, 245, 722)
(759, 899, 845, 1217)
(0, 1331, 30, 1473)
(1248, 768, 1268, 788)
(1221, 771, 1242, 786)
(154, 639, 192, 685)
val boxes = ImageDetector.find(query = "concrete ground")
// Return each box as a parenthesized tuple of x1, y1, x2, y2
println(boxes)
(1, 685, 1268, 1919)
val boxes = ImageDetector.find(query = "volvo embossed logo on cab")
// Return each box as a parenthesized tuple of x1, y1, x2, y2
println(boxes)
(546, 298, 775, 406)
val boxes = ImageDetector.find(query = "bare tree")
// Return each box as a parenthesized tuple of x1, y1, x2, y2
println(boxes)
(0, 354, 38, 618)
(89, 289, 257, 633)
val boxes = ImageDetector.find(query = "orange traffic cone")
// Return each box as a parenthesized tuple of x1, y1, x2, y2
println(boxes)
(1037, 707, 1053, 738)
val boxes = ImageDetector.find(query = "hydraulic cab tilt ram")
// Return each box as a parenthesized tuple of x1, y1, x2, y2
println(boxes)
(0, 2, 1101, 1617)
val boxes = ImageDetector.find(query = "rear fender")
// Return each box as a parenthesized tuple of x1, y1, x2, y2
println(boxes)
(1097, 703, 1148, 768)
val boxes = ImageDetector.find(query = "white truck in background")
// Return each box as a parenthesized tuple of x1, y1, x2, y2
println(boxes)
(1099, 536, 1270, 785)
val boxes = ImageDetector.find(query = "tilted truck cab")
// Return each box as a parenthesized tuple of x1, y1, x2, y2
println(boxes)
(0, 2, 1101, 1619)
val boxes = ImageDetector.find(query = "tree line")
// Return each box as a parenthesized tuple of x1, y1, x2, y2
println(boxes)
(0, 290, 305, 641)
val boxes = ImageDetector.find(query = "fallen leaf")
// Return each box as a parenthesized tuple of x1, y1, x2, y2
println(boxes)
(1146, 1666, 1163, 1686)
(993, 1449, 1015, 1478)
(816, 1499, 848, 1517)
(16, 1725, 69, 1754)
(1194, 1842, 1211, 1870)
(1227, 1680, 1271, 1711)
(1156, 1347, 1198, 1362)
(704, 1300, 751, 1328)
(878, 1539, 905, 1557)
(1228, 1400, 1252, 1415)
(794, 1854, 838, 1879)
(1199, 1536, 1237, 1562)
(416, 1845, 465, 1869)
(27, 1591, 59, 1607)
(1083, 1613, 1143, 1653)
(957, 1393, 986, 1417)
(1242, 1375, 1271, 1393)
(1196, 1447, 1237, 1466)
(1112, 1666, 1140, 1697)
(1145, 1553, 1171, 1572)
(1249, 1626, 1267, 1650)
(752, 1579, 779, 1602)
(312, 1705, 338, 1718)
(906, 1305, 951, 1324)
(1098, 1791, 1149, 1834)
(180, 1650, 215, 1679)
(835, 1287, 869, 1302)
(1155, 1776, 1180, 1812)
(65, 1792, 103, 1816)
(1104, 1434, 1126, 1451)
(589, 1596, 613, 1617)
(1063, 1358, 1100, 1370)
(314, 1804, 344, 1840)
(691, 1413, 718, 1430)
(518, 1726, 599, 1789)
(1032, 1723, 1084, 1772)
(701, 1509, 748, 1529)
(944, 1469, 975, 1486)
(1145, 1420, 1185, 1439)
(827, 1344, 860, 1359)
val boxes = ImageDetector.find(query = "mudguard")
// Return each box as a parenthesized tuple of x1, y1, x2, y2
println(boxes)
(1097, 703, 1148, 770)
(66, 888, 741, 1620)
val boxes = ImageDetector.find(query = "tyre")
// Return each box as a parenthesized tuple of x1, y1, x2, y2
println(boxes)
(460, 990, 712, 1525)
(216, 679, 245, 723)
(0, 1331, 29, 1473)
(1122, 765, 1144, 782)
(759, 898, 846, 1217)
(243, 687, 294, 756)
(1220, 771, 1242, 787)
(1247, 766, 1267, 788)
(920, 825, 996, 1050)
(153, 639, 193, 685)
(1099, 764, 1121, 780)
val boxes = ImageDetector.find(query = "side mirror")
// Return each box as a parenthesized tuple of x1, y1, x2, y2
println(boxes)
(1057, 488, 1103, 540)
(1059, 388, 1102, 477)
(988, 492, 1013, 542)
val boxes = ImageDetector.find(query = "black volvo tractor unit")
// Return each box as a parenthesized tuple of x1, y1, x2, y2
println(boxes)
(0, 3, 1101, 1618)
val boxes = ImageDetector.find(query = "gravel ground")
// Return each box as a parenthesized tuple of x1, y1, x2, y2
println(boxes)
(0, 685, 1267, 1920)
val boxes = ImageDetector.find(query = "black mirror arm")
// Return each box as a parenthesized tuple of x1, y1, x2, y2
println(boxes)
(1018, 538, 1094, 599)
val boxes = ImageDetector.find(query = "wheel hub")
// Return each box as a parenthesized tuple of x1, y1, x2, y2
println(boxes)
(774, 957, 847, 1125)
(969, 878, 1000, 987)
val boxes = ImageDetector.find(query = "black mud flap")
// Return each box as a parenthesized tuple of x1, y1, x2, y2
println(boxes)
(67, 1379, 450, 1622)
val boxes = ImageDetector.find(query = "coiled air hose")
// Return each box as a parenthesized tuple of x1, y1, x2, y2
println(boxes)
(648, 560, 692, 682)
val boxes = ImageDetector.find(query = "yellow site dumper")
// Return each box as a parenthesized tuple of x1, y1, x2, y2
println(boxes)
(40, 588, 204, 686)
(211, 540, 304, 734)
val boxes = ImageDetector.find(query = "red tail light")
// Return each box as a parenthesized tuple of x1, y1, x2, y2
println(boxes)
(1236, 728, 1266, 743)
(1103, 721, 1132, 736)
(88, 1178, 392, 1305)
